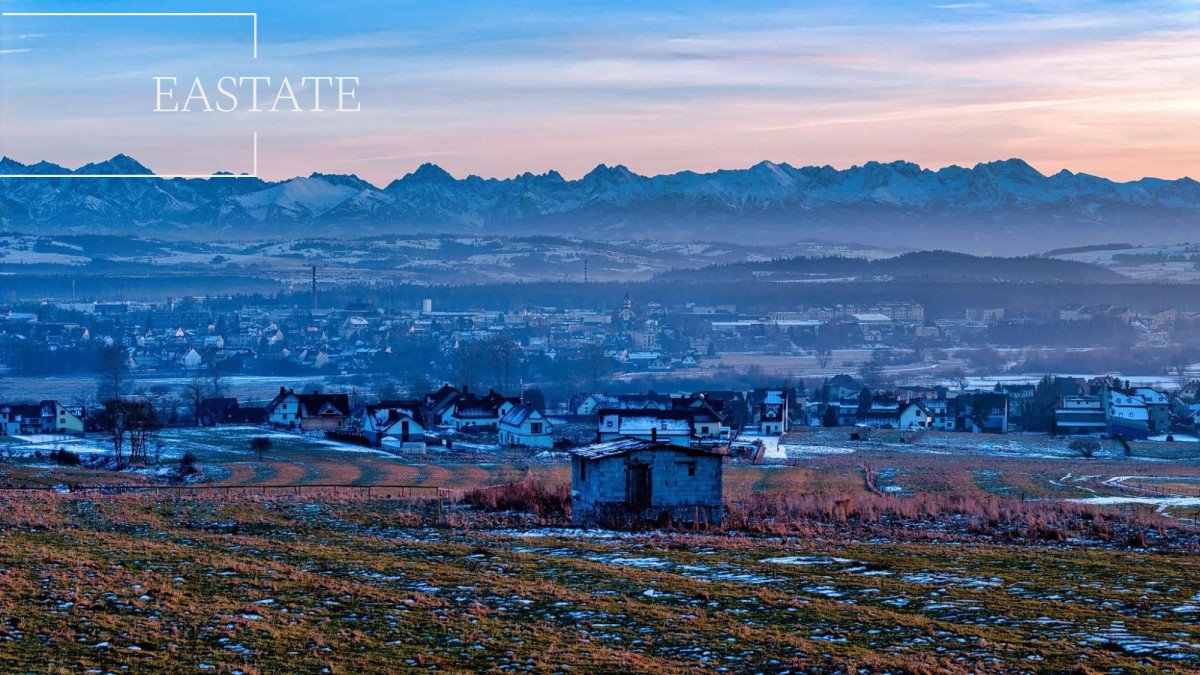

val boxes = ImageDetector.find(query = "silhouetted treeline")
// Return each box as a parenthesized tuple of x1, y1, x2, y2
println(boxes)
(5, 274, 1200, 320)
(655, 251, 1126, 284)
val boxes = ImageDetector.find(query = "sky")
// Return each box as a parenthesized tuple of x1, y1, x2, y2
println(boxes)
(0, 0, 1196, 184)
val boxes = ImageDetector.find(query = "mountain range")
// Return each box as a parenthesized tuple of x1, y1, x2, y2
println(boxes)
(1, 155, 1197, 253)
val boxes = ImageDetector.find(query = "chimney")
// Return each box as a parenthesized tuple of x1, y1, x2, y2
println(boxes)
(651, 427, 658, 443)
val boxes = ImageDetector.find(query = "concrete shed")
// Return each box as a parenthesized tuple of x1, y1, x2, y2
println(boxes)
(569, 438, 725, 527)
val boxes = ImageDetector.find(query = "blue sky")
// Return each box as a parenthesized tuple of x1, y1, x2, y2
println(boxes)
(0, 0, 1196, 182)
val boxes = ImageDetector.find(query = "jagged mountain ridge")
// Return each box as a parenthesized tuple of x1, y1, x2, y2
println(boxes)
(1, 156, 1197, 253)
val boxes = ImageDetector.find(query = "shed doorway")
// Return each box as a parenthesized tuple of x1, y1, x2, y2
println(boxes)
(627, 462, 652, 511)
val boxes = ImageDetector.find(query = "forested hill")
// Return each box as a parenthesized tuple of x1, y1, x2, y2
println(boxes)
(655, 251, 1128, 284)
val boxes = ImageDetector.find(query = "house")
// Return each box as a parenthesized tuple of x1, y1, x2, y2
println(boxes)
(1183, 403, 1200, 429)
(181, 348, 203, 369)
(922, 399, 955, 431)
(614, 392, 673, 410)
(1059, 304, 1087, 321)
(422, 384, 463, 426)
(358, 401, 429, 446)
(498, 403, 554, 448)
(993, 383, 1035, 404)
(0, 400, 84, 436)
(569, 438, 725, 527)
(823, 374, 865, 401)
(1151, 307, 1178, 328)
(447, 390, 519, 431)
(897, 385, 950, 403)
(266, 387, 351, 431)
(1133, 388, 1171, 434)
(1105, 390, 1150, 440)
(571, 391, 673, 415)
(899, 401, 932, 430)
(859, 399, 901, 428)
(1055, 396, 1107, 435)
(821, 398, 863, 427)
(755, 390, 789, 434)
(949, 393, 1009, 433)
(695, 391, 749, 429)
(572, 393, 618, 415)
(596, 408, 721, 447)
(196, 397, 268, 426)
(747, 388, 802, 434)
(1179, 380, 1200, 402)
(668, 396, 731, 439)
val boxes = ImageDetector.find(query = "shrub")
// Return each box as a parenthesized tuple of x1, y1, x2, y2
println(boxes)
(718, 490, 1187, 544)
(250, 437, 271, 460)
(50, 448, 80, 466)
(462, 480, 570, 519)
(179, 451, 198, 473)
(1069, 438, 1100, 458)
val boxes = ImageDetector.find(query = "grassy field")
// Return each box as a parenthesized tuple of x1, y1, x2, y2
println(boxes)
(0, 495, 1197, 672)
(3, 429, 1200, 670)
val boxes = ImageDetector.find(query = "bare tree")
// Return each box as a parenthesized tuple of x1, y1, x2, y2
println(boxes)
(949, 367, 968, 391)
(139, 383, 177, 428)
(483, 334, 518, 393)
(1169, 355, 1192, 391)
(95, 343, 128, 402)
(857, 351, 894, 392)
(125, 399, 159, 466)
(184, 374, 207, 426)
(205, 352, 229, 397)
(579, 343, 613, 389)
(94, 399, 130, 468)
(815, 349, 833, 369)
(453, 342, 486, 391)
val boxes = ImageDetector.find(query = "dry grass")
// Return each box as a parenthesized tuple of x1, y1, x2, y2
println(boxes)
(462, 480, 571, 519)
(0, 494, 1196, 672)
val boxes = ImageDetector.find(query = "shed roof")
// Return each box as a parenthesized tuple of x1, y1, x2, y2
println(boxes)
(569, 438, 727, 460)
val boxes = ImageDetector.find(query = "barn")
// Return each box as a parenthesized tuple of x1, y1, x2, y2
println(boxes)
(569, 438, 725, 527)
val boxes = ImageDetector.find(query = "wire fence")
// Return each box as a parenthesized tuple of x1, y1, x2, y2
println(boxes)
(0, 483, 464, 500)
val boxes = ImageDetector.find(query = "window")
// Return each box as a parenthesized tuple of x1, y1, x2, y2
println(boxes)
(530, 422, 543, 434)
(687, 462, 697, 477)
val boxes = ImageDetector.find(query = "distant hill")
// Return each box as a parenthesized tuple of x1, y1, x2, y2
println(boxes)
(1, 156, 1198, 254)
(656, 250, 1128, 284)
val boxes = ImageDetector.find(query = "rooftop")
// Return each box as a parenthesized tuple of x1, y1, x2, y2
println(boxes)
(569, 438, 726, 460)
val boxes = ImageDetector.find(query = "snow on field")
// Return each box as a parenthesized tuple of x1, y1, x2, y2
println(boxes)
(781, 443, 856, 457)
(9, 434, 111, 455)
(0, 250, 89, 265)
(739, 435, 781, 459)
(761, 556, 855, 566)
(764, 428, 1092, 461)
(1, 425, 406, 461)
(1069, 496, 1200, 507)
(958, 373, 1189, 390)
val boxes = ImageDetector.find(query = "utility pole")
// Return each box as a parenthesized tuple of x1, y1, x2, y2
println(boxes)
(583, 256, 589, 283)
(311, 266, 317, 312)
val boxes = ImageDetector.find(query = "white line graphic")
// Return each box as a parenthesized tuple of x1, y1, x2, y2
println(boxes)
(0, 11, 261, 178)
